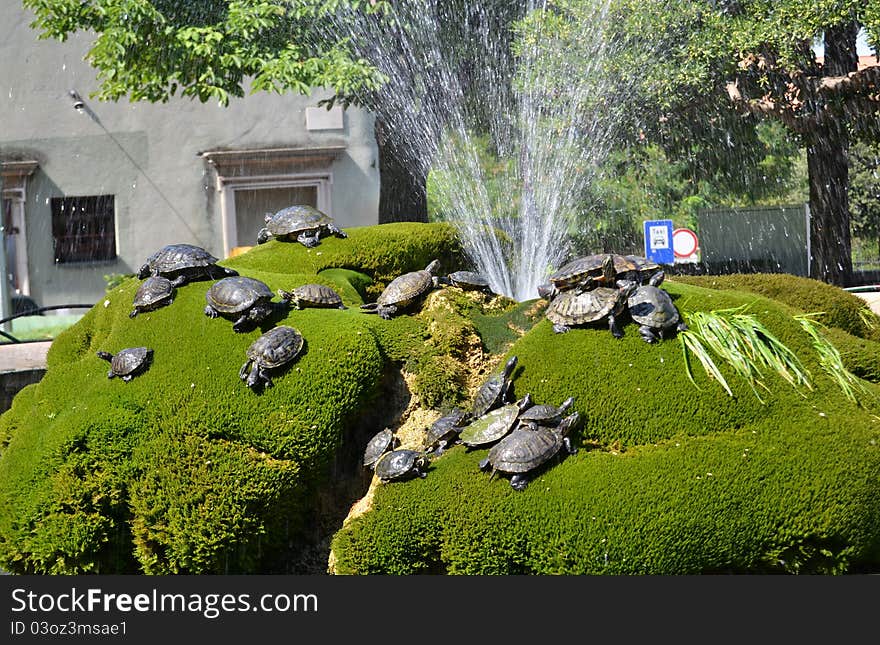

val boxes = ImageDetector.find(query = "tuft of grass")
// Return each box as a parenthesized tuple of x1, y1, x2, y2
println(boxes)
(795, 312, 872, 406)
(679, 304, 811, 403)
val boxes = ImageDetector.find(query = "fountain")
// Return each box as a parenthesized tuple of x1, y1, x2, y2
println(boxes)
(333, 0, 636, 301)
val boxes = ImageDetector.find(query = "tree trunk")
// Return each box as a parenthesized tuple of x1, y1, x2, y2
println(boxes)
(807, 132, 853, 285)
(807, 22, 858, 286)
(374, 117, 428, 224)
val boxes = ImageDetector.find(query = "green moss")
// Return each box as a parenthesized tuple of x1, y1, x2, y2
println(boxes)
(674, 273, 880, 342)
(330, 279, 880, 574)
(3, 228, 880, 575)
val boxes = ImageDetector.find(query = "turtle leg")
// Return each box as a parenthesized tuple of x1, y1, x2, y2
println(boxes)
(107, 370, 116, 379)
(478, 457, 491, 471)
(563, 437, 578, 456)
(129, 309, 139, 318)
(378, 305, 397, 320)
(297, 232, 320, 248)
(552, 323, 570, 334)
(232, 313, 252, 333)
(122, 374, 133, 382)
(258, 367, 274, 388)
(170, 275, 188, 288)
(204, 304, 219, 318)
(509, 474, 530, 491)
(639, 324, 658, 343)
(608, 313, 625, 339)
(239, 360, 252, 381)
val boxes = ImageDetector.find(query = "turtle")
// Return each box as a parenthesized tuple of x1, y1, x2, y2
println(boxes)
(625, 271, 687, 343)
(137, 243, 238, 287)
(441, 270, 493, 293)
(459, 395, 532, 450)
(96, 347, 153, 381)
(517, 396, 575, 431)
(239, 325, 305, 389)
(545, 281, 637, 338)
(374, 449, 430, 483)
(129, 276, 175, 318)
(623, 255, 664, 285)
(363, 428, 399, 470)
(539, 253, 620, 299)
(479, 412, 580, 491)
(471, 355, 518, 419)
(424, 407, 471, 456)
(256, 204, 347, 247)
(359, 260, 441, 320)
(278, 284, 347, 310)
(205, 276, 290, 332)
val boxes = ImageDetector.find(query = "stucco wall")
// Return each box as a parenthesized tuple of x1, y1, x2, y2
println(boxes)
(0, 4, 380, 308)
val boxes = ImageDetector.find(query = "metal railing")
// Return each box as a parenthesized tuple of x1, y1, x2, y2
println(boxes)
(0, 304, 94, 343)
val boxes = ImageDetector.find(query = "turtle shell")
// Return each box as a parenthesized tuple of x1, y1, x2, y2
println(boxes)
(549, 253, 640, 290)
(287, 283, 345, 309)
(206, 276, 274, 314)
(459, 403, 522, 448)
(624, 255, 662, 283)
(425, 408, 469, 449)
(130, 276, 174, 316)
(99, 347, 153, 378)
(140, 244, 219, 275)
(447, 271, 491, 290)
(377, 260, 439, 308)
(627, 285, 680, 329)
(485, 426, 563, 474)
(265, 205, 335, 236)
(246, 325, 304, 369)
(374, 449, 428, 482)
(471, 355, 518, 418)
(363, 428, 397, 469)
(545, 287, 621, 326)
(518, 396, 575, 426)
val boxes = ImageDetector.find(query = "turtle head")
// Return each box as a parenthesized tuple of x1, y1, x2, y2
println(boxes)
(96, 351, 113, 362)
(557, 412, 580, 437)
(425, 259, 441, 275)
(136, 264, 150, 279)
(256, 228, 271, 244)
(601, 254, 616, 284)
(516, 392, 533, 412)
(501, 355, 518, 378)
(537, 282, 557, 300)
(649, 270, 666, 287)
(618, 281, 639, 300)
(558, 396, 575, 414)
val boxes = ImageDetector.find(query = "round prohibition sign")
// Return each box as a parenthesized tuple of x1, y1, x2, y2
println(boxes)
(672, 228, 699, 258)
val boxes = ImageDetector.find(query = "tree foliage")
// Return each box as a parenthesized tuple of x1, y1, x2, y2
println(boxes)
(23, 0, 391, 105)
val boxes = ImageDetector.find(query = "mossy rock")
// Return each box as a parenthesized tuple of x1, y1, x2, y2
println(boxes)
(673, 273, 880, 342)
(2, 229, 880, 575)
(330, 280, 880, 574)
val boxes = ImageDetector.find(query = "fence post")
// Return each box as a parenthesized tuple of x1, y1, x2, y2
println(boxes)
(0, 172, 12, 334)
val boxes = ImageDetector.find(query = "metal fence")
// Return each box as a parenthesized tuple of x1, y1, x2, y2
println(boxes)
(696, 204, 810, 277)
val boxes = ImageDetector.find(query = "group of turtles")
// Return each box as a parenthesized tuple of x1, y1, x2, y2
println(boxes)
(539, 252, 687, 343)
(97, 206, 354, 389)
(363, 355, 580, 491)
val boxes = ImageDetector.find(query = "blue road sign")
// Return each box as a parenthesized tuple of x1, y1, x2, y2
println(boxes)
(643, 219, 674, 265)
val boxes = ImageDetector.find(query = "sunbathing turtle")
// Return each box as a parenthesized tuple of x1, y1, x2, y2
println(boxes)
(363, 428, 398, 470)
(545, 282, 637, 338)
(256, 204, 347, 247)
(471, 355, 518, 418)
(424, 408, 470, 456)
(623, 255, 663, 285)
(278, 284, 346, 310)
(239, 325, 304, 389)
(518, 396, 575, 430)
(137, 243, 238, 287)
(479, 412, 580, 491)
(129, 276, 175, 318)
(539, 253, 619, 299)
(459, 395, 532, 450)
(205, 276, 290, 332)
(441, 270, 493, 293)
(374, 449, 430, 483)
(97, 347, 153, 381)
(626, 272, 687, 343)
(360, 260, 440, 320)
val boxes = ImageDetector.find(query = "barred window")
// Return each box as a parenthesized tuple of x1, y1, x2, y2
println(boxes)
(50, 195, 116, 263)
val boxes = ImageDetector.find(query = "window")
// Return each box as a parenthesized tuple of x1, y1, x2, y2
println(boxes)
(50, 195, 116, 263)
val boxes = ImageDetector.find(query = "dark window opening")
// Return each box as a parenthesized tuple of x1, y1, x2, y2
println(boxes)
(51, 195, 116, 263)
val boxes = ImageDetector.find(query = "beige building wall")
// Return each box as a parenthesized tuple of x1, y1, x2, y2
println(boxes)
(0, 4, 380, 308)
